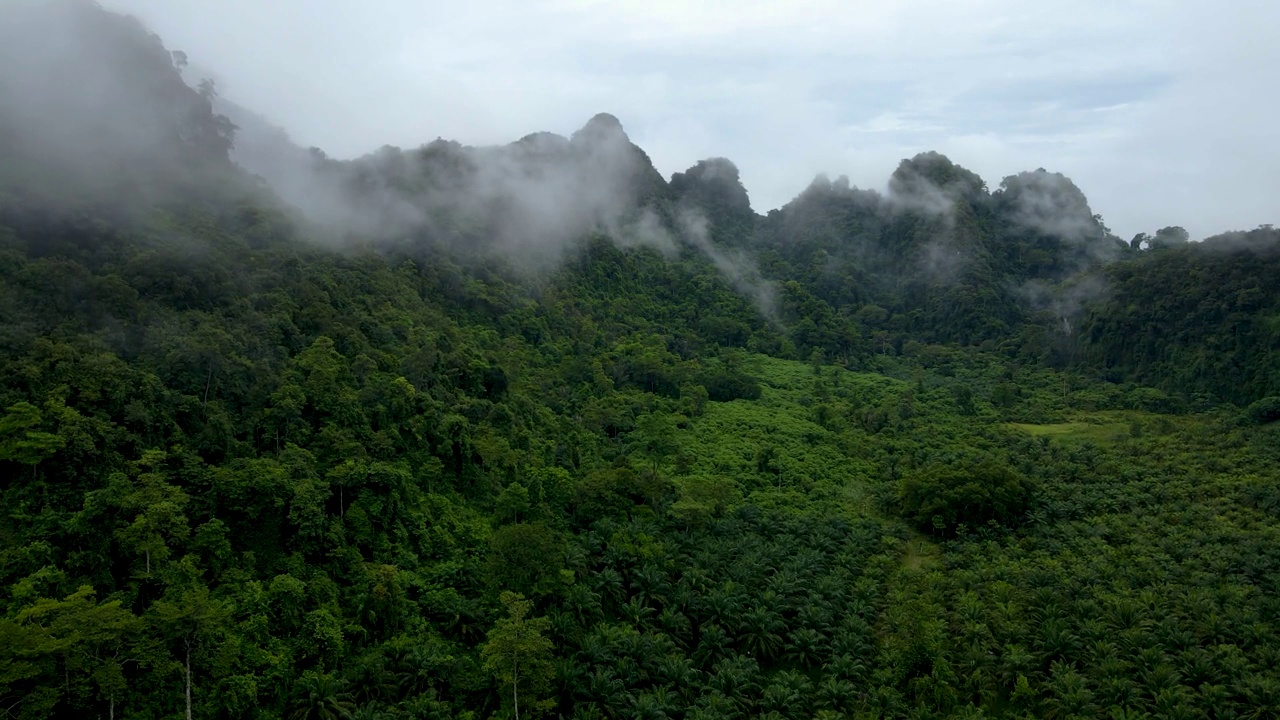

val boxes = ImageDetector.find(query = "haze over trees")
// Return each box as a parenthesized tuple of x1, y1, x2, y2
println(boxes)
(1, 2, 1278, 719)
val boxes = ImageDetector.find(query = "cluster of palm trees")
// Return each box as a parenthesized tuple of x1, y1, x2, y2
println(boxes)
(537, 512, 888, 719)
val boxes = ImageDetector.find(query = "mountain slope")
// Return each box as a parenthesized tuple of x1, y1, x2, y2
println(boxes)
(1, 3, 1279, 720)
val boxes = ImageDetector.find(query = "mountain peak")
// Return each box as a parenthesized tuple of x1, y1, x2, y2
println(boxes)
(571, 112, 629, 146)
(670, 157, 754, 226)
(889, 151, 988, 201)
(584, 112, 624, 131)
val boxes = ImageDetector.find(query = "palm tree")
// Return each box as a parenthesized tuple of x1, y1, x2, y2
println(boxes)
(795, 602, 833, 634)
(738, 606, 785, 660)
(289, 671, 356, 720)
(997, 643, 1035, 687)
(349, 705, 388, 720)
(348, 654, 396, 705)
(584, 667, 628, 710)
(553, 656, 585, 708)
(864, 684, 905, 718)
(591, 568, 625, 606)
(701, 585, 741, 629)
(1097, 674, 1139, 708)
(656, 655, 701, 699)
(815, 677, 857, 714)
(784, 627, 828, 668)
(831, 622, 873, 658)
(686, 692, 736, 720)
(565, 581, 604, 627)
(823, 653, 869, 683)
(693, 623, 730, 668)
(631, 691, 672, 720)
(1037, 617, 1081, 663)
(1239, 674, 1280, 720)
(707, 655, 761, 702)
(1043, 662, 1096, 720)
(1107, 707, 1152, 720)
(656, 607, 692, 647)
(760, 670, 812, 718)
(570, 703, 607, 720)
(632, 563, 670, 608)
(621, 595, 655, 627)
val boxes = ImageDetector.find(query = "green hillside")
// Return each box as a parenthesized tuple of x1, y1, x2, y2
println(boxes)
(1, 3, 1278, 719)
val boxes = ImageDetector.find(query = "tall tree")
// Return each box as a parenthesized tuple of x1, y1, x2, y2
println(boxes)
(481, 592, 555, 720)
(149, 573, 230, 720)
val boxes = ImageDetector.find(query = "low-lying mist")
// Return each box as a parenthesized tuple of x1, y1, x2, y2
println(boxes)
(1, 0, 1182, 331)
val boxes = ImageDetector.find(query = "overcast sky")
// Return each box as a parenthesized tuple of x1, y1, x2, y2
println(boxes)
(102, 0, 1277, 240)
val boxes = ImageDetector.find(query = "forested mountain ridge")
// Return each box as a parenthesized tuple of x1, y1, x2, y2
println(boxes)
(1080, 227, 1280, 405)
(2, 2, 1279, 719)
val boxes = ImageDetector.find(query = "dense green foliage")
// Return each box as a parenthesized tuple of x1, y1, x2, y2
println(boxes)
(898, 462, 1035, 536)
(1243, 397, 1280, 426)
(1079, 227, 1280, 405)
(1, 3, 1279, 719)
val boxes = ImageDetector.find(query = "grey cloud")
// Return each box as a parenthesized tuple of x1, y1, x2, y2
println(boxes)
(0, 0, 236, 211)
(676, 208, 780, 323)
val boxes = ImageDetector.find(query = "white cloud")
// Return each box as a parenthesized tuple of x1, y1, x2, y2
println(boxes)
(101, 0, 1278, 239)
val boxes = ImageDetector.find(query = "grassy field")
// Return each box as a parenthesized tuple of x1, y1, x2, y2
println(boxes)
(1006, 420, 1132, 444)
(1006, 409, 1201, 446)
